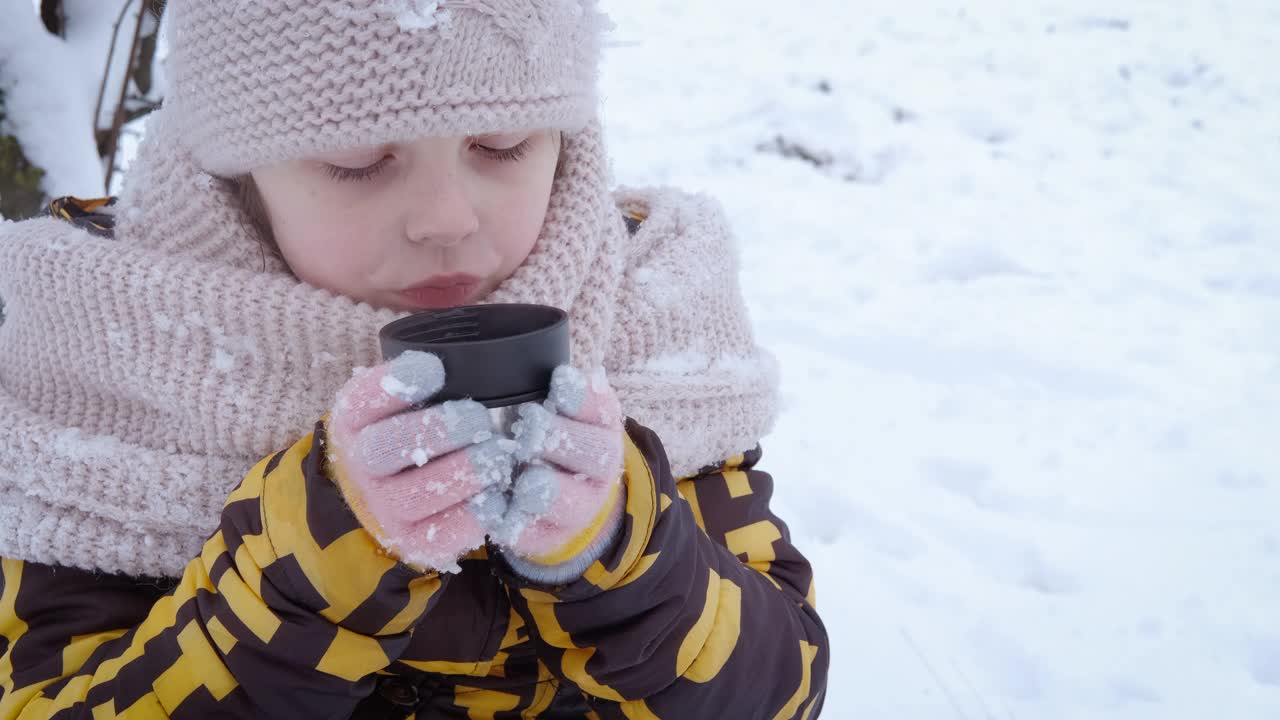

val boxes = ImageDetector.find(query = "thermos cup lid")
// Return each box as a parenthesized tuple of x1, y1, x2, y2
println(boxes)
(378, 304, 570, 408)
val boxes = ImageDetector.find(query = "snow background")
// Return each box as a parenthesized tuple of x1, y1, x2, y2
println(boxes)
(595, 0, 1279, 717)
(8, 0, 1278, 716)
(1, 0, 150, 197)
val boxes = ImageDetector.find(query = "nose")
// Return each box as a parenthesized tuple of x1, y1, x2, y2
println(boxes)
(404, 164, 480, 247)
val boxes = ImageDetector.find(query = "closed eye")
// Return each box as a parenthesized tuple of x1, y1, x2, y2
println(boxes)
(472, 139, 531, 163)
(325, 156, 392, 182)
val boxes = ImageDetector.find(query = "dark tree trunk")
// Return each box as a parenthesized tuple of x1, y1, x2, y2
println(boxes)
(0, 88, 47, 221)
(40, 0, 64, 36)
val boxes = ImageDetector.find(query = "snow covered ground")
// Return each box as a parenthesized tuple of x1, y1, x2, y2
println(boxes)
(596, 0, 1280, 717)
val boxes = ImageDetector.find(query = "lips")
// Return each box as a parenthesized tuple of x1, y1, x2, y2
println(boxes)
(400, 274, 483, 309)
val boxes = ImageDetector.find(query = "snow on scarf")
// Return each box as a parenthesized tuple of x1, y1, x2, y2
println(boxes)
(0, 109, 778, 577)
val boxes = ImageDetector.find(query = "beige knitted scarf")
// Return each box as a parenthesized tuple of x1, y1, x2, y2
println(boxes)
(0, 111, 778, 578)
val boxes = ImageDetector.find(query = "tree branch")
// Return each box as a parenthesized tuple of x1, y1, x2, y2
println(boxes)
(102, 0, 148, 191)
(93, 0, 138, 139)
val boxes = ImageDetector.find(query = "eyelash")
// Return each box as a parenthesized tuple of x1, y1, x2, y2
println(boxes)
(323, 139, 532, 183)
(325, 158, 390, 182)
(475, 139, 531, 163)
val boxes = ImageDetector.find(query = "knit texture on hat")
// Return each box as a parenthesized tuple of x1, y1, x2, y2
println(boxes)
(166, 0, 611, 176)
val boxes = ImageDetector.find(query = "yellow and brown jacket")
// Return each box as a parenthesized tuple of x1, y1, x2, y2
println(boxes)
(0, 198, 828, 719)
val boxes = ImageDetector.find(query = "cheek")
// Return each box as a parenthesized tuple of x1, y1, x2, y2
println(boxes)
(270, 192, 391, 294)
(490, 195, 547, 262)
(485, 158, 557, 271)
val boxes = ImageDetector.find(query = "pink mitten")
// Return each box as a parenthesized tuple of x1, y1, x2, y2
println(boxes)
(495, 366, 627, 584)
(325, 351, 513, 574)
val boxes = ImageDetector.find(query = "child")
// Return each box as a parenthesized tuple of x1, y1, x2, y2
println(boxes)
(0, 1, 829, 717)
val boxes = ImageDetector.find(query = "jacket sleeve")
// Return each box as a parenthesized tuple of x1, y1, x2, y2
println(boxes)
(495, 420, 829, 719)
(0, 422, 445, 719)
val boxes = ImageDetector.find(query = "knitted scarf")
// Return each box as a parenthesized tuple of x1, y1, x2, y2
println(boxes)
(0, 110, 778, 578)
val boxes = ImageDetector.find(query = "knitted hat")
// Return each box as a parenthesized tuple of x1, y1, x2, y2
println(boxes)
(165, 0, 612, 176)
(115, 0, 626, 366)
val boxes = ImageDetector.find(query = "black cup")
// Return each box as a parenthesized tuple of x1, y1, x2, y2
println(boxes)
(378, 304, 570, 408)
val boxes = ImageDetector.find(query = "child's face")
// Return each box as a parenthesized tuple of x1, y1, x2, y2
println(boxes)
(250, 130, 561, 311)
